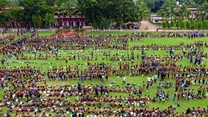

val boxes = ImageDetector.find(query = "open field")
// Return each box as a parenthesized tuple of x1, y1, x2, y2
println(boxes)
(0, 31, 207, 116)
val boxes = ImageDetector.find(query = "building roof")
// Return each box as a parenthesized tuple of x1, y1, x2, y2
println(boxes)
(187, 8, 197, 11)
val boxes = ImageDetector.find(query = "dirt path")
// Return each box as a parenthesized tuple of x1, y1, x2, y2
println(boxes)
(139, 20, 157, 31)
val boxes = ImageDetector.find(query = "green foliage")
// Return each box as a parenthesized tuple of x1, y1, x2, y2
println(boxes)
(180, 21, 185, 29)
(0, 0, 9, 7)
(10, 7, 24, 27)
(197, 21, 202, 30)
(166, 21, 170, 29)
(183, 0, 196, 7)
(167, 20, 208, 30)
(53, 0, 79, 15)
(44, 13, 56, 27)
(205, 20, 208, 29)
(186, 21, 191, 29)
(170, 21, 175, 27)
(0, 10, 11, 26)
(175, 21, 180, 29)
(45, 0, 55, 6)
(23, 0, 51, 24)
(191, 21, 196, 29)
(162, 21, 166, 30)
(32, 15, 42, 28)
(144, 0, 166, 12)
(79, 0, 149, 28)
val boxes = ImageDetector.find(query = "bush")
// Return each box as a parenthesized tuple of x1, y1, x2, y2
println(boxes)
(162, 21, 167, 30)
(180, 21, 185, 29)
(186, 21, 191, 29)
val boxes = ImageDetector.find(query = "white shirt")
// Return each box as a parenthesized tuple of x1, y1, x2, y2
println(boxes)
(123, 77, 126, 81)
(147, 77, 151, 82)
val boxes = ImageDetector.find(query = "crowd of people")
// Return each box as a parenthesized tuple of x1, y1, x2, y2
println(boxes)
(0, 31, 207, 116)
(0, 35, 15, 46)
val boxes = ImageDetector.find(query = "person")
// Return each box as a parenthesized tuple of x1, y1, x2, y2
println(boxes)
(80, 73, 84, 82)
(95, 86, 99, 96)
(2, 31, 4, 37)
(154, 74, 158, 83)
(173, 92, 177, 102)
(7, 112, 11, 117)
(101, 74, 105, 82)
(72, 112, 77, 117)
(123, 76, 126, 85)
(147, 76, 151, 82)
(77, 82, 81, 92)
(6, 58, 9, 68)
(1, 58, 5, 65)
(100, 85, 103, 95)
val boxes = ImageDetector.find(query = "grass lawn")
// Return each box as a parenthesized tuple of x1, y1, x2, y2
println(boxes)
(0, 31, 207, 116)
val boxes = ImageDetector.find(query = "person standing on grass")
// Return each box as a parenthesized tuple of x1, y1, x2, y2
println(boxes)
(100, 85, 103, 95)
(154, 74, 158, 83)
(101, 74, 105, 82)
(7, 112, 11, 117)
(173, 92, 177, 102)
(95, 86, 99, 97)
(122, 75, 126, 85)
(81, 73, 85, 83)
(6, 58, 9, 68)
(77, 82, 81, 93)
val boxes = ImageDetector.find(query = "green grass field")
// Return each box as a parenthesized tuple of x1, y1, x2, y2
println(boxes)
(0, 31, 207, 116)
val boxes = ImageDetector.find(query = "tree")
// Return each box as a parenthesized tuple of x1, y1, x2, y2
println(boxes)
(197, 21, 202, 30)
(205, 20, 208, 29)
(180, 20, 185, 29)
(32, 15, 37, 28)
(136, 0, 150, 21)
(166, 21, 170, 29)
(157, 0, 176, 21)
(191, 21, 196, 29)
(162, 21, 167, 30)
(32, 15, 42, 28)
(179, 4, 191, 20)
(0, 10, 11, 28)
(196, 1, 208, 20)
(183, 0, 196, 7)
(10, 7, 24, 28)
(36, 15, 42, 28)
(170, 21, 174, 27)
(45, 0, 55, 6)
(53, 0, 66, 14)
(186, 21, 191, 29)
(144, 0, 166, 12)
(175, 20, 180, 29)
(78, 0, 149, 29)
(0, 0, 9, 7)
(44, 13, 56, 28)
(23, 0, 51, 27)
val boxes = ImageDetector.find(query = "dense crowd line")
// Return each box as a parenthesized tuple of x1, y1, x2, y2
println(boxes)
(0, 35, 15, 46)
(0, 32, 208, 116)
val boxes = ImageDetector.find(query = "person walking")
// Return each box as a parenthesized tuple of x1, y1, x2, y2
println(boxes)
(122, 76, 126, 85)
(173, 92, 177, 102)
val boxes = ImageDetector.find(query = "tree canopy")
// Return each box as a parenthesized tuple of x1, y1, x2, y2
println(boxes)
(1, 0, 208, 29)
(78, 0, 149, 28)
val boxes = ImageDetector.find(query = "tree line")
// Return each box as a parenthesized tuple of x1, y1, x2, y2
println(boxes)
(1, 0, 208, 29)
(162, 20, 208, 30)
(0, 0, 149, 29)
(158, 0, 208, 30)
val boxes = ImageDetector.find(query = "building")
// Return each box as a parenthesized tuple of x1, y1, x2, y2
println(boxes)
(54, 13, 90, 28)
